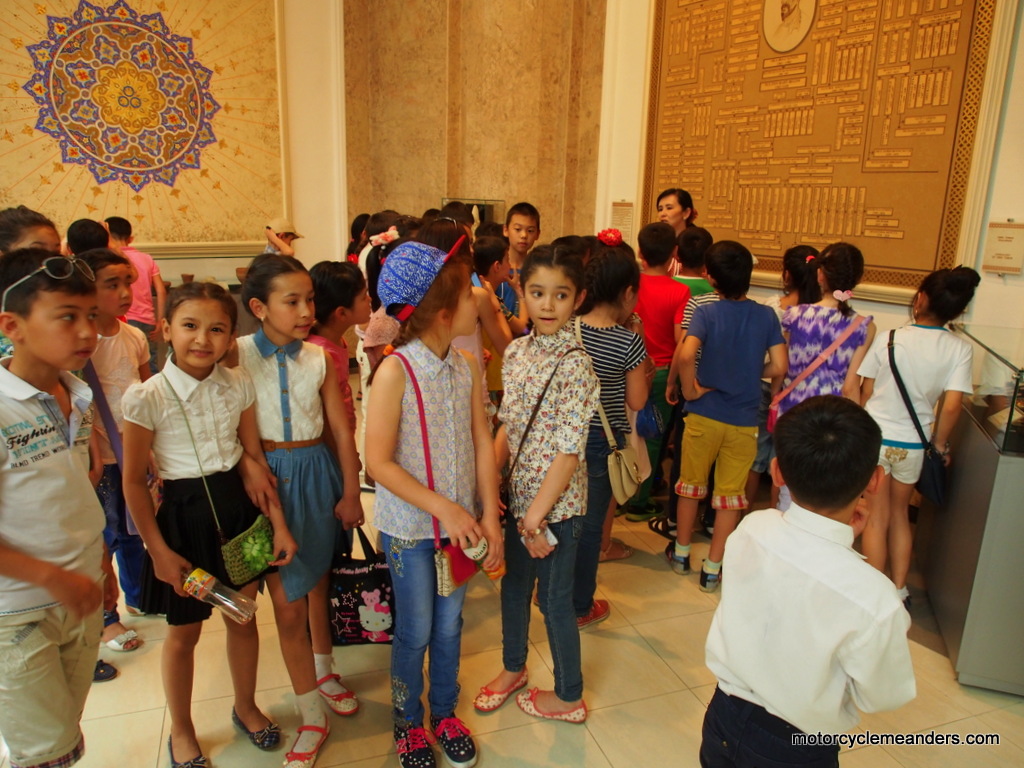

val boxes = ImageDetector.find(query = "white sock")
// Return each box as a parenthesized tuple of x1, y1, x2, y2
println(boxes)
(314, 652, 348, 696)
(293, 690, 327, 753)
(896, 586, 910, 601)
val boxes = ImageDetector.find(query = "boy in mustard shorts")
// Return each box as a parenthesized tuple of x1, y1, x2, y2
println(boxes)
(667, 241, 786, 591)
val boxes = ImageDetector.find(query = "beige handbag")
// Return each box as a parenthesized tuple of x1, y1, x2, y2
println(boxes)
(575, 318, 643, 505)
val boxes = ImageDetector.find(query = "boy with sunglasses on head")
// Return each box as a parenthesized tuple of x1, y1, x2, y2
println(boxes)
(0, 249, 113, 768)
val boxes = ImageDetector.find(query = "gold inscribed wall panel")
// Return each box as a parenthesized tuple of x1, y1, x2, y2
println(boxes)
(644, 0, 993, 287)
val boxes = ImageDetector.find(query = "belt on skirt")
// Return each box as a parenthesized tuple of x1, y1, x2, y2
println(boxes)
(260, 437, 323, 452)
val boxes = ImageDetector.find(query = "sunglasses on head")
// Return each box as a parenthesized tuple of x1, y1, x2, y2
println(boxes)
(1, 256, 95, 313)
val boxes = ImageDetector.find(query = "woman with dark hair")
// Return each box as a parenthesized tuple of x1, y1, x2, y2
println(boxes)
(655, 188, 698, 236)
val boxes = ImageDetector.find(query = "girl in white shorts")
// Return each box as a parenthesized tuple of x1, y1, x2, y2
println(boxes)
(857, 267, 980, 609)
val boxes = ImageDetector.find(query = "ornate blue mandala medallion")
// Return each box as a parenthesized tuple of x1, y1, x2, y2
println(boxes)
(23, 0, 220, 192)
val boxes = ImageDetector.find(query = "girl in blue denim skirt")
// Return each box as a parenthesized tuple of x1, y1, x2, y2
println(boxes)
(365, 237, 503, 768)
(477, 244, 600, 724)
(237, 254, 365, 768)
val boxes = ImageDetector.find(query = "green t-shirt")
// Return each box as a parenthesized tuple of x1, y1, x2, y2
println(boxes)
(673, 275, 715, 297)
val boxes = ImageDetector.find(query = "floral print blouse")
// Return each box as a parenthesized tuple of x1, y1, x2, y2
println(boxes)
(500, 324, 600, 523)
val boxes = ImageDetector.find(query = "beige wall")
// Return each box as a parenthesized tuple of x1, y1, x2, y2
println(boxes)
(344, 0, 606, 238)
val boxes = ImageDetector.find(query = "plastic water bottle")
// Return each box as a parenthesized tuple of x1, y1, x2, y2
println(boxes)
(463, 538, 505, 580)
(183, 568, 257, 624)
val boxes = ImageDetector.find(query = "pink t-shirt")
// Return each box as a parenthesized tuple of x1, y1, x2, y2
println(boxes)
(634, 274, 691, 366)
(307, 333, 356, 434)
(122, 245, 161, 325)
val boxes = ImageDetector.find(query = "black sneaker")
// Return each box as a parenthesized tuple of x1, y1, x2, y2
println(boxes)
(430, 715, 477, 768)
(699, 562, 721, 593)
(664, 541, 691, 575)
(394, 724, 436, 768)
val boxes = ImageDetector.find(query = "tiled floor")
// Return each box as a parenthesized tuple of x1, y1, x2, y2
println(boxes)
(5, 377, 1023, 768)
(15, 503, 1020, 768)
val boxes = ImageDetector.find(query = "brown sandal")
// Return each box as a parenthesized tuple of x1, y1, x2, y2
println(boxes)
(599, 539, 633, 562)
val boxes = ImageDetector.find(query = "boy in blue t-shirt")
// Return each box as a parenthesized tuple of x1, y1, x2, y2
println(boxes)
(668, 241, 786, 591)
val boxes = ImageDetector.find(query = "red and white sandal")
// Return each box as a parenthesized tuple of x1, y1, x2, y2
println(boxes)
(283, 723, 330, 768)
(472, 668, 528, 713)
(515, 687, 588, 723)
(317, 673, 359, 716)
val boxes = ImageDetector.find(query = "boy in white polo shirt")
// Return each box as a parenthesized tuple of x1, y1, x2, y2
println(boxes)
(0, 248, 110, 768)
(702, 395, 915, 767)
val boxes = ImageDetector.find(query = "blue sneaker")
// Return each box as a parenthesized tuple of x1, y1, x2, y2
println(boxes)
(699, 562, 721, 593)
(664, 542, 691, 575)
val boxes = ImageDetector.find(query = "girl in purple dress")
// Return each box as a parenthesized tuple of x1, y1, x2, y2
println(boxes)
(777, 242, 876, 411)
(776, 243, 876, 510)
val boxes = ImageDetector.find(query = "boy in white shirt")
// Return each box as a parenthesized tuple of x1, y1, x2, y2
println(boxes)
(80, 249, 151, 650)
(702, 395, 915, 767)
(0, 247, 110, 768)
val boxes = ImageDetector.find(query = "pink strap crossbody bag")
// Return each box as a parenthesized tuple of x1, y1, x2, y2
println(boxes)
(767, 314, 866, 432)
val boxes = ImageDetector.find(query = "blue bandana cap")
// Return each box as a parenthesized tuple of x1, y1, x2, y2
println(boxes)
(377, 236, 466, 321)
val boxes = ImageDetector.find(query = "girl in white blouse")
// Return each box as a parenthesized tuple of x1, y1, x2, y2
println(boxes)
(122, 282, 296, 768)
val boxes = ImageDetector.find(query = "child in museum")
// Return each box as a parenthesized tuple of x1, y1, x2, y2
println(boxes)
(366, 238, 502, 768)
(237, 255, 365, 766)
(774, 242, 876, 510)
(478, 245, 600, 725)
(702, 395, 915, 767)
(0, 205, 63, 358)
(79, 248, 151, 657)
(665, 240, 786, 591)
(495, 202, 541, 318)
(122, 282, 294, 768)
(859, 266, 980, 610)
(626, 222, 691, 521)
(0, 247, 109, 768)
(105, 216, 167, 375)
(308, 260, 372, 438)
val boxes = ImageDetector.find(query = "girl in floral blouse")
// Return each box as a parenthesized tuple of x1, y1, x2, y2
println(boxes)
(476, 245, 600, 724)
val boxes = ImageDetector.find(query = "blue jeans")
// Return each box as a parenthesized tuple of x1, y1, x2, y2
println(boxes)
(573, 426, 617, 616)
(127, 320, 158, 375)
(501, 514, 583, 702)
(700, 687, 839, 768)
(382, 534, 466, 727)
(97, 464, 147, 614)
(635, 366, 672, 506)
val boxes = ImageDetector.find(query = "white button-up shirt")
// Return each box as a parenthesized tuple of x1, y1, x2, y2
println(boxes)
(122, 360, 255, 480)
(706, 503, 916, 734)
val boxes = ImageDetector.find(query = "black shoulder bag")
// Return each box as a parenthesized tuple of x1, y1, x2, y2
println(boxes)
(887, 329, 947, 506)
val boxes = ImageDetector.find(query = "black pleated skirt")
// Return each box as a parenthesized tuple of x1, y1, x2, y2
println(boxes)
(139, 466, 266, 625)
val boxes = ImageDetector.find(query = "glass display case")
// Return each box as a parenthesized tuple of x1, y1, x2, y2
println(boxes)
(952, 323, 1024, 454)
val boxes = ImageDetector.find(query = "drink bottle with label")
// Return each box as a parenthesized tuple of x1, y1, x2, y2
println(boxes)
(183, 568, 257, 624)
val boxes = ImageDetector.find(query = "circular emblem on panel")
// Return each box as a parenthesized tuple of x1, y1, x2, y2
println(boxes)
(22, 0, 220, 191)
(764, 0, 817, 53)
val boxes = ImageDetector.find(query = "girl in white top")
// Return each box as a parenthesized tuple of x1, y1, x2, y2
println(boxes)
(122, 282, 297, 767)
(858, 267, 980, 607)
(236, 253, 365, 768)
